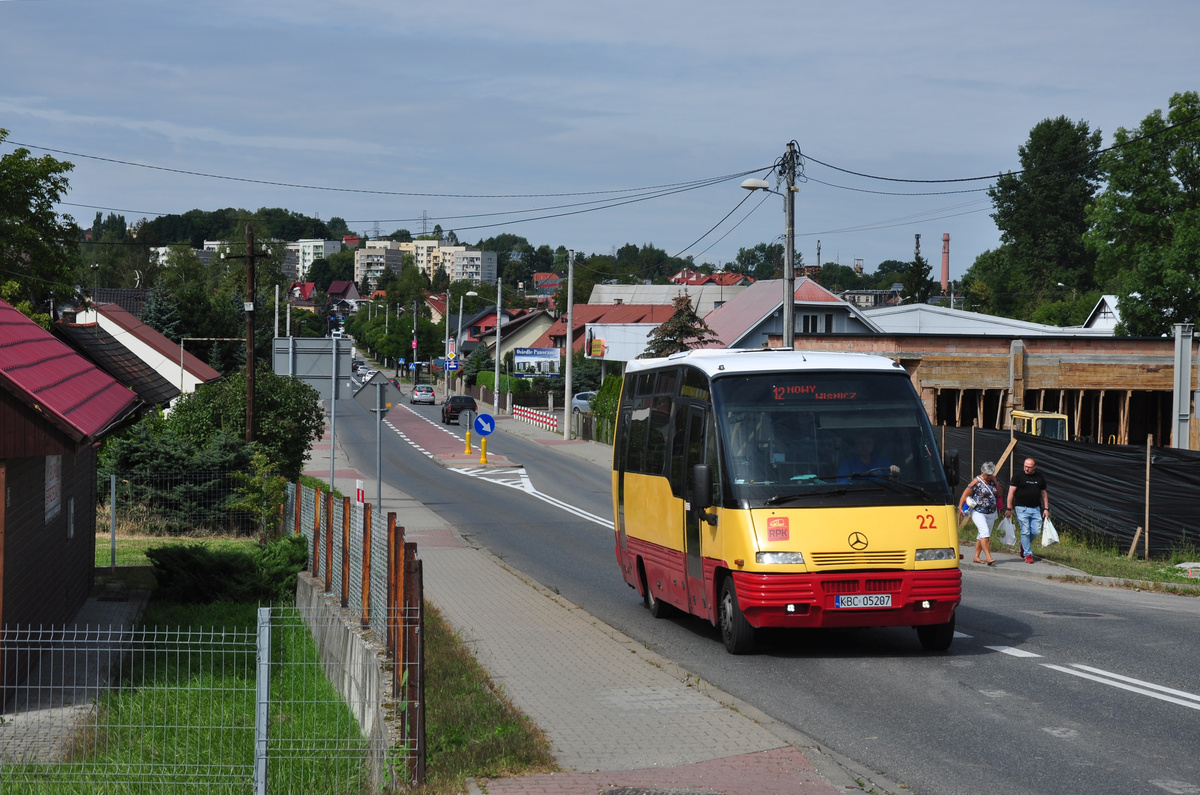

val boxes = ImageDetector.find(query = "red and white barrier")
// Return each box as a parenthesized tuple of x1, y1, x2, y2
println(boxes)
(513, 404, 558, 432)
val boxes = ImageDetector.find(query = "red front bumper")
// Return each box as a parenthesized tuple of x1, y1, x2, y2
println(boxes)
(731, 568, 960, 629)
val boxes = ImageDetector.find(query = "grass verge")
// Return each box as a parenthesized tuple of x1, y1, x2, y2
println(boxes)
(418, 603, 557, 794)
(958, 517, 1200, 594)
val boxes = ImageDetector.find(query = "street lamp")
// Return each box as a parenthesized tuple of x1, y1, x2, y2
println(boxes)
(742, 141, 801, 350)
(1057, 282, 1076, 301)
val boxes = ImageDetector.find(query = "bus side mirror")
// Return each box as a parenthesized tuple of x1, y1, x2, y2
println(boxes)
(691, 464, 713, 511)
(943, 449, 960, 488)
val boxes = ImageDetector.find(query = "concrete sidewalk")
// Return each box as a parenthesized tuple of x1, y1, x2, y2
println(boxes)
(306, 403, 879, 794)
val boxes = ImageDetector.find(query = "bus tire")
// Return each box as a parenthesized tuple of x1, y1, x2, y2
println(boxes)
(718, 577, 755, 654)
(640, 564, 672, 618)
(916, 616, 955, 652)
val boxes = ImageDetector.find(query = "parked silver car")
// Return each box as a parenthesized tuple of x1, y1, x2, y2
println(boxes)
(571, 391, 596, 414)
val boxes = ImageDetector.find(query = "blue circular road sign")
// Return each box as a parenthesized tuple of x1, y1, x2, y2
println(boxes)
(473, 413, 495, 436)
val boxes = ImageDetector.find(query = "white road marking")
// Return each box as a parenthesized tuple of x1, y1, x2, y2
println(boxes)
(953, 631, 972, 638)
(450, 466, 611, 527)
(1150, 779, 1200, 794)
(985, 646, 1043, 658)
(1042, 664, 1200, 711)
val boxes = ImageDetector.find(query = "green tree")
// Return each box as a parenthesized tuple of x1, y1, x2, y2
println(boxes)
(142, 283, 181, 342)
(0, 129, 78, 322)
(989, 116, 1102, 315)
(642, 294, 720, 357)
(168, 368, 325, 481)
(735, 242, 788, 281)
(1085, 91, 1200, 336)
(900, 251, 936, 305)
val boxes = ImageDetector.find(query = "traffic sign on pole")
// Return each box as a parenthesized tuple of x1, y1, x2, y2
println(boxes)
(474, 413, 495, 436)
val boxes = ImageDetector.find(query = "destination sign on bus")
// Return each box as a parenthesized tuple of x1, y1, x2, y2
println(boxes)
(772, 384, 858, 401)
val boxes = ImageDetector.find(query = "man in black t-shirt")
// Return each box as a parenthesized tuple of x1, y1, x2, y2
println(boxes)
(1005, 457, 1049, 564)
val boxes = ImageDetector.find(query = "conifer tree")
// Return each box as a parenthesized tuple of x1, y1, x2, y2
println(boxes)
(641, 294, 720, 358)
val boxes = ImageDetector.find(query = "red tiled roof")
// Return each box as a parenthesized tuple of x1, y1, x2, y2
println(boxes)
(0, 300, 139, 443)
(528, 304, 675, 352)
(290, 282, 316, 301)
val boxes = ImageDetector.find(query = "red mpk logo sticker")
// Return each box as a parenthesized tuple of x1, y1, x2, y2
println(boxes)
(767, 517, 790, 541)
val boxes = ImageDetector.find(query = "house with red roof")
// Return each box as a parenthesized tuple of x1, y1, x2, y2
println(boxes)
(701, 277, 881, 349)
(527, 304, 676, 358)
(669, 269, 754, 288)
(69, 303, 223, 402)
(0, 300, 141, 639)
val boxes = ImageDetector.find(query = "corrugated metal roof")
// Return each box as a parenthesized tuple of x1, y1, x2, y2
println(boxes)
(0, 300, 140, 443)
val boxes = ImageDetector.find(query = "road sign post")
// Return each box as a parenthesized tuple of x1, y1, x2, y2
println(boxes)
(474, 413, 494, 464)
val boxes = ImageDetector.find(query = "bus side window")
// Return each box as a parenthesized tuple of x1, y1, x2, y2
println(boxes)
(645, 396, 672, 476)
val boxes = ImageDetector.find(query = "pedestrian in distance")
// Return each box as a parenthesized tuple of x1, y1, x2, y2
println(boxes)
(960, 461, 1001, 565)
(1006, 457, 1049, 564)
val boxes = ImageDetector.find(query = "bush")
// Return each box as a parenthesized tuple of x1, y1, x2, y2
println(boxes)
(146, 535, 308, 604)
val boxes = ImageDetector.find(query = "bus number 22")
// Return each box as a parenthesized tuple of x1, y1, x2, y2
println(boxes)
(917, 514, 938, 529)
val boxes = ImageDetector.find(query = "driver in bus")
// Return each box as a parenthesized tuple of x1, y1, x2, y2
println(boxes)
(837, 432, 900, 481)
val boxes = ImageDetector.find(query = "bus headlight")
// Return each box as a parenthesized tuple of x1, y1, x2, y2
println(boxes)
(915, 548, 956, 561)
(756, 552, 805, 565)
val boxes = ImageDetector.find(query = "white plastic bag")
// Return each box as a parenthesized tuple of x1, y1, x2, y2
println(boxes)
(997, 517, 1016, 547)
(1041, 516, 1059, 547)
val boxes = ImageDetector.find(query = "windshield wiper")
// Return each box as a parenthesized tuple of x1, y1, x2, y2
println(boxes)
(765, 488, 846, 505)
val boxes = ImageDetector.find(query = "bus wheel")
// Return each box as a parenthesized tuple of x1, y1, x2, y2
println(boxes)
(640, 565, 672, 618)
(916, 616, 955, 652)
(718, 577, 755, 654)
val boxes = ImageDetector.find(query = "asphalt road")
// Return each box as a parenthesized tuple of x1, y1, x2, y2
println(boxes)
(337, 398, 1200, 795)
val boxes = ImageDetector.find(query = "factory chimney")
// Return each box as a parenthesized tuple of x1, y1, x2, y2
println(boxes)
(940, 233, 950, 293)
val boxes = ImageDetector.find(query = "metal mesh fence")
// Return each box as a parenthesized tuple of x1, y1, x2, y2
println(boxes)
(96, 472, 259, 537)
(0, 608, 409, 793)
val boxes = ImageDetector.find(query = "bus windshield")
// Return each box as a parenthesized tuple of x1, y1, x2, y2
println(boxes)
(711, 371, 952, 508)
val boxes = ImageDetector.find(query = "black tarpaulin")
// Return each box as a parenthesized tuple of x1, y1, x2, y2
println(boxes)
(941, 427, 1200, 555)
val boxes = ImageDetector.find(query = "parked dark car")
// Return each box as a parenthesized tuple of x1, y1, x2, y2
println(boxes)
(441, 395, 477, 424)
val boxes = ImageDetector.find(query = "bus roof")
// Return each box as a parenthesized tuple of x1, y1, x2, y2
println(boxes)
(625, 348, 904, 378)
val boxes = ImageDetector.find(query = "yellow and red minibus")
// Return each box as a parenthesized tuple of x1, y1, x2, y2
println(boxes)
(612, 348, 962, 654)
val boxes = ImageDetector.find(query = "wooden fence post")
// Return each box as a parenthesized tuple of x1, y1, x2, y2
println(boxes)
(294, 483, 302, 537)
(312, 487, 322, 576)
(404, 546, 425, 786)
(341, 496, 351, 608)
(325, 492, 334, 594)
(362, 502, 372, 628)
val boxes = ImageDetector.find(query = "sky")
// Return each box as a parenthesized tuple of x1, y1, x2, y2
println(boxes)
(2, 1, 1197, 281)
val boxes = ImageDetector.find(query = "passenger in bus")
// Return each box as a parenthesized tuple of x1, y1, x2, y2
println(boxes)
(836, 432, 899, 481)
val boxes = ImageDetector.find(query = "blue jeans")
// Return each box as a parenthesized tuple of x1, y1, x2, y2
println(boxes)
(1015, 506, 1042, 557)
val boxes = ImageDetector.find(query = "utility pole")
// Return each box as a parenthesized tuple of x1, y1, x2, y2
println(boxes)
(782, 141, 799, 350)
(222, 224, 268, 443)
(563, 250, 574, 440)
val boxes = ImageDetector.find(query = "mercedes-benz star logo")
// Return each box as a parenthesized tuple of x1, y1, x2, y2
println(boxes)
(848, 532, 869, 550)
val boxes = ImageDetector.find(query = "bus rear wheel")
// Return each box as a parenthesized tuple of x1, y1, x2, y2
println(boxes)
(718, 577, 755, 654)
(916, 615, 955, 652)
(640, 563, 672, 618)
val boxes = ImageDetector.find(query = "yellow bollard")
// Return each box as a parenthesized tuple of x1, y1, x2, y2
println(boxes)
(464, 430, 472, 454)
(479, 437, 488, 464)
